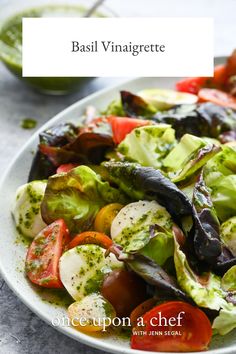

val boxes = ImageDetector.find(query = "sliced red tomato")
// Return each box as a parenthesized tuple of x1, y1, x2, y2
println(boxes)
(213, 64, 227, 86)
(131, 301, 212, 352)
(56, 163, 79, 174)
(67, 231, 113, 250)
(176, 65, 227, 95)
(25, 219, 70, 288)
(109, 116, 151, 144)
(198, 88, 236, 109)
(175, 77, 207, 95)
(225, 49, 236, 79)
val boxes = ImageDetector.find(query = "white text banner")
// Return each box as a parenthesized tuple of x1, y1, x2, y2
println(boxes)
(22, 17, 214, 77)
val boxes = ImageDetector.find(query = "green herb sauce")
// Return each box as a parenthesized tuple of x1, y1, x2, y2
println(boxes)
(20, 118, 37, 129)
(0, 5, 104, 93)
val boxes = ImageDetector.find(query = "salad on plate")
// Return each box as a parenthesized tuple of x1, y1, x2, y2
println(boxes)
(12, 50, 236, 352)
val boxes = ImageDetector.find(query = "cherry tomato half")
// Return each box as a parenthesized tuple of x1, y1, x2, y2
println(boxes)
(213, 64, 227, 86)
(225, 49, 236, 79)
(67, 231, 113, 250)
(25, 219, 70, 288)
(94, 203, 124, 235)
(175, 65, 227, 95)
(198, 88, 236, 109)
(101, 269, 148, 318)
(56, 163, 79, 174)
(175, 77, 207, 95)
(131, 301, 212, 352)
(109, 116, 151, 144)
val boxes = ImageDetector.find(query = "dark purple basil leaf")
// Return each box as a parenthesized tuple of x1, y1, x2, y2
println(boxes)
(214, 246, 236, 275)
(28, 151, 57, 181)
(39, 144, 87, 166)
(102, 162, 193, 224)
(120, 90, 155, 118)
(193, 209, 222, 261)
(195, 103, 236, 136)
(219, 130, 236, 143)
(225, 292, 236, 305)
(192, 174, 222, 263)
(28, 123, 79, 181)
(155, 103, 236, 139)
(154, 104, 201, 138)
(126, 254, 192, 303)
(66, 132, 114, 164)
(192, 172, 236, 274)
(107, 242, 192, 302)
(39, 123, 78, 146)
(28, 122, 114, 181)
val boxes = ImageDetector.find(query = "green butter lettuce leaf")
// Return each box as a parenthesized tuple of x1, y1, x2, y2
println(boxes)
(140, 231, 174, 266)
(220, 217, 236, 257)
(101, 99, 125, 117)
(180, 182, 195, 201)
(203, 146, 236, 221)
(174, 236, 226, 310)
(212, 305, 236, 335)
(221, 265, 236, 291)
(118, 124, 176, 168)
(204, 145, 236, 187)
(171, 144, 220, 183)
(174, 234, 236, 335)
(41, 165, 127, 234)
(163, 134, 220, 183)
(163, 134, 206, 171)
(210, 175, 236, 221)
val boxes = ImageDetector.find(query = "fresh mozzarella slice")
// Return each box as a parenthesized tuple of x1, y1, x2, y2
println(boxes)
(138, 88, 198, 110)
(111, 200, 173, 252)
(12, 181, 47, 238)
(59, 244, 123, 301)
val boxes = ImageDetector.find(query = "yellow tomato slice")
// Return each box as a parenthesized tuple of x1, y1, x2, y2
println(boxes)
(68, 294, 116, 332)
(94, 203, 124, 235)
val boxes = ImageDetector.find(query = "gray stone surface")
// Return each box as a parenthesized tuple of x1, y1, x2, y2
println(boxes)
(0, 280, 106, 354)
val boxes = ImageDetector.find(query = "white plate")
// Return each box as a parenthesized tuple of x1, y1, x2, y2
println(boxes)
(1, 70, 236, 354)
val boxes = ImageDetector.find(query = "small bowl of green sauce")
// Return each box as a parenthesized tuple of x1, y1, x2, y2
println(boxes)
(0, 0, 115, 94)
